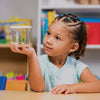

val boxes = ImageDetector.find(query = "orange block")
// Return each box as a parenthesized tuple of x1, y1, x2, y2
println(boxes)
(5, 80, 27, 91)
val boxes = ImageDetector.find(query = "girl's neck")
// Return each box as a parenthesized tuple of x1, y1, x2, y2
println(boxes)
(48, 55, 67, 68)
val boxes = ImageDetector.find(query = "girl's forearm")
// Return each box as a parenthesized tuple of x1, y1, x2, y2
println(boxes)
(28, 52, 45, 92)
(74, 81, 100, 93)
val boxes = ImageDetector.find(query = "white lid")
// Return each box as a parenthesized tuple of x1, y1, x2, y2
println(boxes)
(10, 26, 32, 29)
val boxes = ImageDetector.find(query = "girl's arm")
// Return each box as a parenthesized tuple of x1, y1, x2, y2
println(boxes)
(51, 67, 100, 94)
(10, 42, 45, 92)
(28, 52, 45, 92)
(74, 67, 100, 93)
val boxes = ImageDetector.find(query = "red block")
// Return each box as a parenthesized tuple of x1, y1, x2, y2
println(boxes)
(85, 23, 100, 44)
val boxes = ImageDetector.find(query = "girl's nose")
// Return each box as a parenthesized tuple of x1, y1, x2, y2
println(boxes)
(46, 37, 53, 45)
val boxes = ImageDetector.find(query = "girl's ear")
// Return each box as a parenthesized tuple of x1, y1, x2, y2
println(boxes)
(69, 43, 79, 53)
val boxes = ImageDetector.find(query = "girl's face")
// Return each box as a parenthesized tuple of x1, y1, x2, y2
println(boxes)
(43, 22, 74, 57)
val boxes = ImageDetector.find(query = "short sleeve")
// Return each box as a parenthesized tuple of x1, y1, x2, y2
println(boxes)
(76, 60, 88, 79)
(37, 56, 46, 78)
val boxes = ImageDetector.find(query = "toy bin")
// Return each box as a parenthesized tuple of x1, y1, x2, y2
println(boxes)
(10, 26, 32, 47)
(5, 80, 27, 91)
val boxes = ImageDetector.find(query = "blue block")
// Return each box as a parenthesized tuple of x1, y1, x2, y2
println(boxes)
(0, 76, 7, 90)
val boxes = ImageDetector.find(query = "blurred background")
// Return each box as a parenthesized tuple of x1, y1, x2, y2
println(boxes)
(0, 0, 100, 90)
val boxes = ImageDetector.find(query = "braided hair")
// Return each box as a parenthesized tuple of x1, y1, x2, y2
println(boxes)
(53, 13, 87, 60)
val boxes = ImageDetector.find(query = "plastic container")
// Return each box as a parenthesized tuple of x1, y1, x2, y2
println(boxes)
(10, 26, 32, 47)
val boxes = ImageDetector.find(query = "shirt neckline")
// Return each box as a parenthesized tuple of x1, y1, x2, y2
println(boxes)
(46, 55, 69, 71)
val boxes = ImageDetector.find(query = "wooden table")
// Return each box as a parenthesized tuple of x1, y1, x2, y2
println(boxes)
(0, 90, 100, 100)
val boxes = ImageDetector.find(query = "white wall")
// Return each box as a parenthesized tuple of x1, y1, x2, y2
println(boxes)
(0, 0, 38, 45)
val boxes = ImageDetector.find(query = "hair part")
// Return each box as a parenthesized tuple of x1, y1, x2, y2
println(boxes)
(54, 13, 87, 60)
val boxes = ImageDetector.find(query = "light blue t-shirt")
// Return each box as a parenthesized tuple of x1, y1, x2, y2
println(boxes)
(26, 54, 88, 92)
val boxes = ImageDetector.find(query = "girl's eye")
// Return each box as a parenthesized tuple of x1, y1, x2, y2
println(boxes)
(47, 32, 51, 35)
(56, 36, 60, 40)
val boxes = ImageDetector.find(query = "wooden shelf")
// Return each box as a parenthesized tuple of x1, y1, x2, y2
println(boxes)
(0, 44, 32, 48)
(41, 5, 100, 14)
(87, 45, 100, 49)
(0, 45, 27, 76)
(41, 44, 100, 49)
(41, 5, 100, 9)
(0, 44, 10, 48)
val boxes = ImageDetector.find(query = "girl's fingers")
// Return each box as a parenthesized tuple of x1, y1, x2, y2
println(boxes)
(10, 42, 32, 55)
(21, 43, 26, 51)
(13, 43, 21, 53)
(65, 89, 75, 94)
(14, 45, 21, 53)
(65, 89, 70, 94)
(10, 42, 18, 53)
(10, 42, 23, 53)
(52, 88, 61, 94)
(57, 88, 67, 94)
(51, 87, 57, 92)
(20, 43, 28, 54)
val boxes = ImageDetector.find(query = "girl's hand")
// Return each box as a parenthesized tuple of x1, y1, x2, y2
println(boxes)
(10, 42, 35, 57)
(51, 84, 76, 94)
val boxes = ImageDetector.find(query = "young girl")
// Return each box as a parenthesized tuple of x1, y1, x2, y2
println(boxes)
(10, 13, 100, 94)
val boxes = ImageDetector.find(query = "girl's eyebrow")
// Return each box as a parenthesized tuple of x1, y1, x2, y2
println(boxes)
(48, 28, 64, 38)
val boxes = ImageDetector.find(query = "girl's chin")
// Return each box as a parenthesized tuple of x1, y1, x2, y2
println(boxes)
(45, 50, 51, 55)
(44, 50, 53, 56)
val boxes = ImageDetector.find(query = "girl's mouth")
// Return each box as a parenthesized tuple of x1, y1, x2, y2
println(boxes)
(45, 45, 52, 50)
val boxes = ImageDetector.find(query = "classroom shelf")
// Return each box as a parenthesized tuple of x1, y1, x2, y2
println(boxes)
(0, 44, 10, 48)
(0, 45, 27, 76)
(41, 44, 100, 50)
(87, 45, 100, 49)
(41, 5, 100, 9)
(41, 5, 100, 14)
(0, 42, 31, 78)
(36, 0, 100, 55)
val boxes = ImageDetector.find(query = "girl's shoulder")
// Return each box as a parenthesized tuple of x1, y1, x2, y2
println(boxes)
(68, 56, 88, 79)
(68, 56, 78, 64)
(68, 56, 87, 67)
